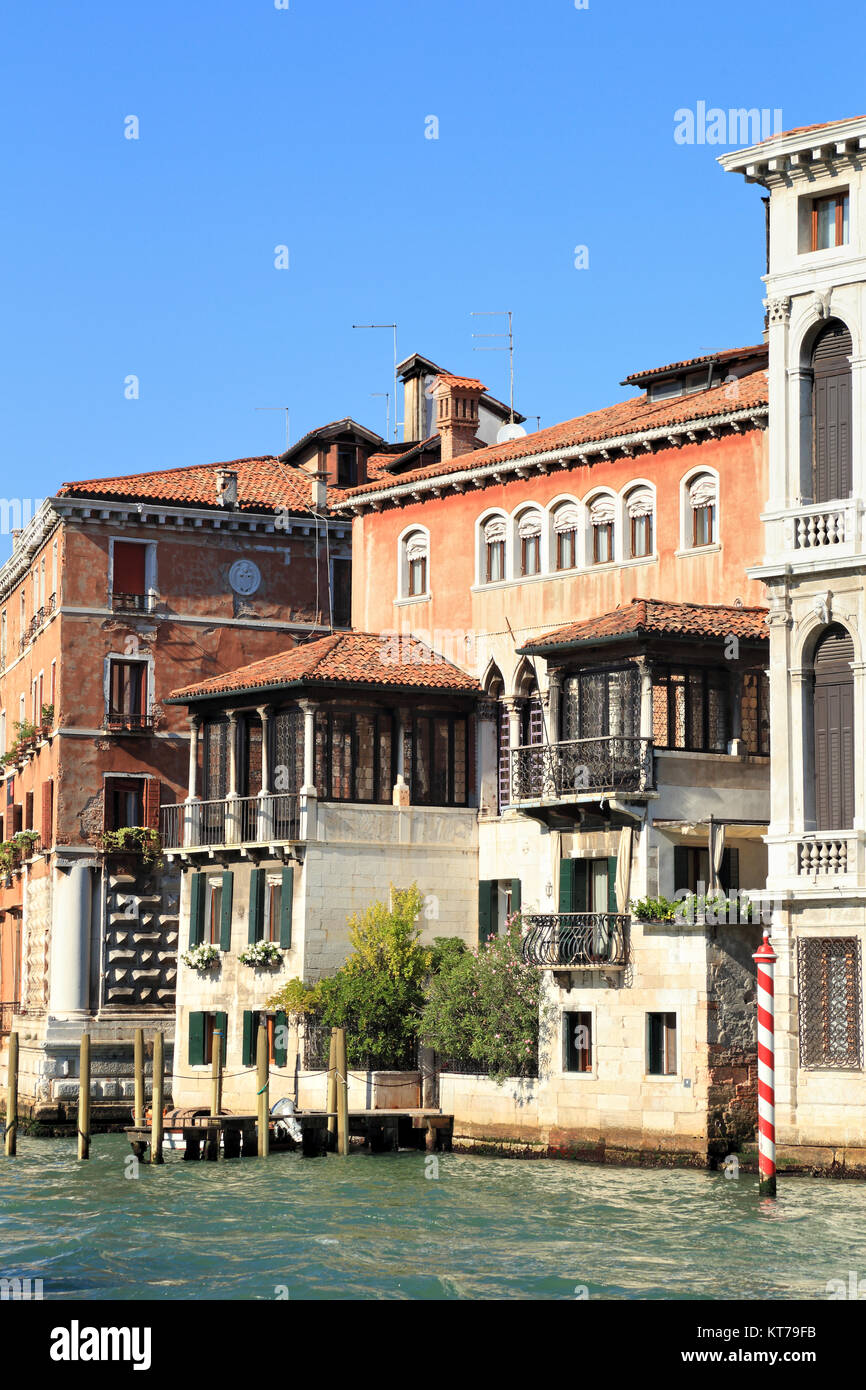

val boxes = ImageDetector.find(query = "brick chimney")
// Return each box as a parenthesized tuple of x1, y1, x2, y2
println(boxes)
(215, 468, 238, 508)
(432, 374, 486, 462)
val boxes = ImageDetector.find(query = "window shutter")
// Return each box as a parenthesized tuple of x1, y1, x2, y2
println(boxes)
(188, 1012, 205, 1067)
(214, 1011, 228, 1066)
(113, 541, 146, 595)
(274, 1010, 288, 1068)
(242, 1010, 255, 1067)
(10, 803, 22, 836)
(558, 859, 575, 913)
(248, 868, 264, 943)
(219, 871, 233, 952)
(478, 880, 495, 944)
(279, 866, 294, 947)
(189, 873, 205, 946)
(40, 780, 53, 847)
(510, 878, 522, 915)
(673, 846, 690, 895)
(143, 779, 160, 831)
(606, 857, 618, 914)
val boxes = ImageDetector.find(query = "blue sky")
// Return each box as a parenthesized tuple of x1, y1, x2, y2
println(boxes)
(1, 0, 863, 560)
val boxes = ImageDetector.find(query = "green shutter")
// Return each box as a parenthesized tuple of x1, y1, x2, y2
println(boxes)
(214, 1011, 228, 1065)
(189, 873, 205, 946)
(510, 878, 522, 916)
(607, 856, 618, 914)
(558, 860, 575, 913)
(219, 871, 233, 951)
(274, 1009, 288, 1068)
(478, 880, 495, 944)
(188, 1011, 205, 1067)
(573, 860, 589, 911)
(248, 868, 264, 943)
(279, 866, 294, 948)
(242, 1010, 255, 1067)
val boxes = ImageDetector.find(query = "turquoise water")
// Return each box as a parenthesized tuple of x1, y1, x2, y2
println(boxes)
(0, 1135, 863, 1300)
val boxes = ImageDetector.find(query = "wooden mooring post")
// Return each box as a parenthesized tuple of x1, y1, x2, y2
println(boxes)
(150, 1030, 164, 1164)
(133, 1028, 145, 1129)
(4, 1031, 18, 1157)
(257, 1023, 269, 1157)
(335, 1027, 349, 1156)
(326, 1028, 337, 1151)
(77, 1032, 91, 1161)
(211, 1027, 224, 1121)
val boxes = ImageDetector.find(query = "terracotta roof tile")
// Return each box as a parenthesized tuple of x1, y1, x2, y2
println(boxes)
(434, 374, 487, 391)
(520, 599, 769, 654)
(753, 116, 866, 146)
(622, 344, 766, 385)
(57, 456, 351, 514)
(168, 630, 481, 701)
(338, 367, 769, 506)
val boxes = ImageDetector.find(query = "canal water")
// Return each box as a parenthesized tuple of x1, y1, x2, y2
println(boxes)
(1, 1135, 863, 1300)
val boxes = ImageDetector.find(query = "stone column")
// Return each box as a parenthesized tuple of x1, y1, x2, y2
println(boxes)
(257, 704, 273, 839)
(476, 700, 499, 815)
(299, 700, 318, 839)
(392, 706, 410, 807)
(225, 710, 241, 844)
(547, 669, 563, 743)
(728, 670, 744, 755)
(49, 863, 93, 1018)
(635, 657, 653, 740)
(183, 714, 201, 847)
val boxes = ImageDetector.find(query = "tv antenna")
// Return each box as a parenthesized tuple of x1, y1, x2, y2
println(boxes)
(353, 323, 399, 441)
(255, 407, 290, 452)
(370, 392, 390, 441)
(472, 309, 517, 423)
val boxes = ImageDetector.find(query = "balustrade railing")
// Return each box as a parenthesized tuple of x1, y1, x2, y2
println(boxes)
(160, 793, 301, 848)
(522, 913, 629, 968)
(511, 736, 653, 802)
(797, 834, 855, 877)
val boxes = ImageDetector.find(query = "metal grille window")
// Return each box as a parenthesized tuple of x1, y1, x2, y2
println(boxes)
(273, 707, 304, 794)
(202, 719, 229, 801)
(562, 667, 640, 742)
(798, 938, 863, 1069)
(315, 709, 395, 804)
(409, 713, 469, 807)
(652, 666, 729, 751)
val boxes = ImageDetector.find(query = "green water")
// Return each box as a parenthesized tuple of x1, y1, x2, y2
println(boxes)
(0, 1135, 863, 1300)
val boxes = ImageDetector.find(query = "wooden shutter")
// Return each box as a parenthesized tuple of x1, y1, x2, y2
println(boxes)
(279, 866, 294, 947)
(40, 780, 53, 847)
(242, 1011, 255, 1067)
(663, 1014, 677, 1074)
(248, 868, 265, 942)
(10, 803, 22, 836)
(558, 860, 575, 913)
(274, 1009, 288, 1068)
(143, 779, 160, 831)
(24, 791, 33, 831)
(478, 880, 496, 944)
(219, 871, 233, 952)
(188, 1011, 205, 1067)
(214, 1011, 228, 1065)
(813, 322, 853, 503)
(510, 878, 522, 915)
(113, 542, 146, 595)
(189, 873, 205, 946)
(814, 627, 855, 831)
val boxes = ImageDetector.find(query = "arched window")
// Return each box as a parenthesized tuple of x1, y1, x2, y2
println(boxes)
(484, 665, 510, 814)
(482, 516, 507, 583)
(812, 320, 852, 504)
(626, 487, 654, 558)
(812, 625, 855, 831)
(589, 496, 615, 564)
(553, 503, 580, 571)
(687, 473, 717, 547)
(400, 529, 429, 598)
(517, 510, 543, 577)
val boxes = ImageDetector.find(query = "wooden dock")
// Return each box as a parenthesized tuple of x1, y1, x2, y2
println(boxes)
(124, 1108, 452, 1161)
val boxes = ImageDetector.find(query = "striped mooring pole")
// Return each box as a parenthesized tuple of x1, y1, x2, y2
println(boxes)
(753, 929, 778, 1197)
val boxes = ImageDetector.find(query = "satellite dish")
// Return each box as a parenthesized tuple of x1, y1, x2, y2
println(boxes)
(496, 422, 527, 444)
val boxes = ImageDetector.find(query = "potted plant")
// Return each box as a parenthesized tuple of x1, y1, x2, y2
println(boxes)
(181, 942, 221, 971)
(239, 940, 283, 968)
(99, 826, 162, 867)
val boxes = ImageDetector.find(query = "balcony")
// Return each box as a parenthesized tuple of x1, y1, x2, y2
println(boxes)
(105, 712, 153, 734)
(759, 498, 864, 573)
(510, 736, 653, 807)
(111, 591, 156, 615)
(160, 793, 301, 850)
(522, 913, 629, 969)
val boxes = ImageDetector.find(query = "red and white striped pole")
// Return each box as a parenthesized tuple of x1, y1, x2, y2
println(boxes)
(753, 929, 778, 1197)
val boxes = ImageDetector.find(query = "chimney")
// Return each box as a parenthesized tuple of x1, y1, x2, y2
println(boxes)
(432, 375, 486, 462)
(215, 468, 238, 508)
(10, 529, 21, 548)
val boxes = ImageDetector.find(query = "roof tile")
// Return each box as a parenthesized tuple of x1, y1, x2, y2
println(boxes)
(520, 599, 769, 654)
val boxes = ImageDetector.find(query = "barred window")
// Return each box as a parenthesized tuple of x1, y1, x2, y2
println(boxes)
(652, 666, 729, 752)
(798, 938, 863, 1069)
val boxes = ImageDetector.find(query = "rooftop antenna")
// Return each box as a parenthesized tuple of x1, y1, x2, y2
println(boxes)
(255, 407, 290, 452)
(353, 323, 399, 441)
(370, 392, 390, 442)
(472, 310, 526, 443)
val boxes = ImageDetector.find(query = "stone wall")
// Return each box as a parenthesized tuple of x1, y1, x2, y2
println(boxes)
(102, 860, 179, 1008)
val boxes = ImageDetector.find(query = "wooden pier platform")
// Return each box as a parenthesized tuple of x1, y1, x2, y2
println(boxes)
(125, 1108, 452, 1161)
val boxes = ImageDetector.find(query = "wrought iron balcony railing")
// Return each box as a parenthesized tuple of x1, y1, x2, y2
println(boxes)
(105, 712, 153, 733)
(511, 736, 653, 802)
(111, 591, 156, 614)
(160, 793, 301, 849)
(522, 913, 629, 968)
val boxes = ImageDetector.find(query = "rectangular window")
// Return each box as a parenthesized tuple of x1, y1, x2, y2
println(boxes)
(692, 503, 715, 547)
(408, 555, 427, 596)
(812, 191, 849, 251)
(409, 713, 469, 807)
(105, 777, 145, 830)
(521, 535, 540, 577)
(332, 557, 352, 628)
(564, 1011, 593, 1073)
(108, 658, 148, 729)
(111, 541, 149, 611)
(593, 522, 613, 564)
(651, 667, 729, 752)
(631, 513, 652, 558)
(798, 938, 862, 1069)
(647, 1012, 677, 1075)
(486, 539, 505, 583)
(556, 528, 577, 571)
(206, 881, 223, 946)
(264, 879, 282, 943)
(336, 445, 357, 487)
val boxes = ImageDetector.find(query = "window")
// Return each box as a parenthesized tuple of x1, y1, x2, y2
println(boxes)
(332, 556, 352, 627)
(651, 666, 729, 752)
(626, 487, 654, 558)
(812, 625, 855, 832)
(564, 1011, 593, 1073)
(687, 474, 717, 547)
(402, 531, 428, 598)
(553, 504, 580, 570)
(402, 713, 469, 807)
(336, 444, 357, 487)
(561, 667, 640, 742)
(51, 541, 58, 601)
(647, 1012, 677, 1075)
(589, 497, 615, 564)
(107, 658, 148, 730)
(517, 512, 542, 577)
(811, 191, 849, 251)
(741, 670, 770, 756)
(105, 777, 145, 830)
(264, 878, 282, 943)
(314, 709, 394, 804)
(673, 845, 739, 896)
(0, 610, 5, 667)
(111, 540, 153, 612)
(478, 878, 520, 943)
(206, 880, 223, 946)
(189, 1011, 227, 1067)
(811, 320, 852, 504)
(483, 517, 506, 583)
(798, 938, 862, 1069)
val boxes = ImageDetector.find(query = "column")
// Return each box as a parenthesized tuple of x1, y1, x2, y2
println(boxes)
(299, 700, 318, 839)
(183, 714, 201, 847)
(257, 704, 273, 839)
(504, 697, 524, 802)
(49, 863, 93, 1017)
(392, 707, 410, 807)
(636, 658, 654, 791)
(728, 670, 744, 755)
(225, 710, 241, 844)
(546, 669, 562, 743)
(476, 701, 499, 815)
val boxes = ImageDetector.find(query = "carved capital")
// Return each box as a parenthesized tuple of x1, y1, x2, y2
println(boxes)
(764, 295, 791, 325)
